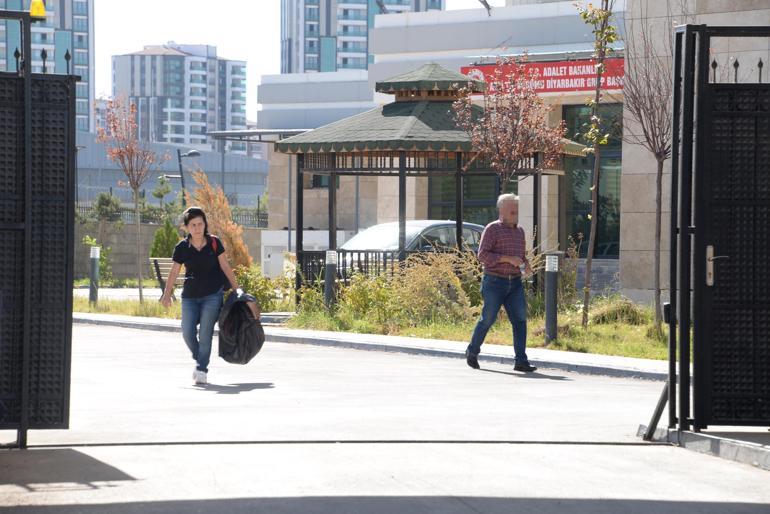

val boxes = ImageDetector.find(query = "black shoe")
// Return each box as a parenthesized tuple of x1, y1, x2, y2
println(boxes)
(514, 363, 537, 372)
(465, 351, 480, 369)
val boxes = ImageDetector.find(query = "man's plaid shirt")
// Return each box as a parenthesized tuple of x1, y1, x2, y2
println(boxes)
(477, 220, 529, 277)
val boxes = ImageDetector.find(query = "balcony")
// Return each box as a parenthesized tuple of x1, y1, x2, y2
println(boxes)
(339, 11, 367, 21)
(338, 27, 367, 37)
(340, 43, 367, 53)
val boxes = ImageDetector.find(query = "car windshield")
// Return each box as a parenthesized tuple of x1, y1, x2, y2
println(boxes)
(340, 224, 423, 251)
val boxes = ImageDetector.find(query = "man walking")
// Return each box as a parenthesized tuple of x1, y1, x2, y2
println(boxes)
(466, 194, 537, 372)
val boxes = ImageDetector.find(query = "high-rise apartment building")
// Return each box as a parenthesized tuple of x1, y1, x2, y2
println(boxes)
(281, 0, 444, 74)
(112, 43, 247, 153)
(0, 0, 95, 132)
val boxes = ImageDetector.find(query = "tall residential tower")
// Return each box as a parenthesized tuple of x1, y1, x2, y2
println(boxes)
(281, 0, 444, 74)
(112, 43, 247, 153)
(0, 0, 95, 131)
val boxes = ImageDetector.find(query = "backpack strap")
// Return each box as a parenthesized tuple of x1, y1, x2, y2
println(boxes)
(210, 236, 218, 253)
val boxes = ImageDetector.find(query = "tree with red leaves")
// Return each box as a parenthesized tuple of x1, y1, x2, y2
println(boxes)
(453, 56, 565, 192)
(97, 97, 168, 303)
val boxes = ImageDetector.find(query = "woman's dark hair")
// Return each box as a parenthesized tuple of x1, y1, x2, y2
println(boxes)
(182, 206, 209, 236)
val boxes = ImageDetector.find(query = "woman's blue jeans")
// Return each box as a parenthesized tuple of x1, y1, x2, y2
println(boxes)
(181, 288, 223, 373)
(467, 274, 529, 364)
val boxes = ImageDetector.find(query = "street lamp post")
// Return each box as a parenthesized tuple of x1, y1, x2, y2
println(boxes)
(176, 149, 200, 207)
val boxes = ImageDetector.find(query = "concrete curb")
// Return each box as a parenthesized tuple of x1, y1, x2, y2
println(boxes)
(73, 313, 667, 381)
(638, 424, 770, 471)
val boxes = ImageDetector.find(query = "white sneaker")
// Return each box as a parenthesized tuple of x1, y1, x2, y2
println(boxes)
(194, 371, 207, 385)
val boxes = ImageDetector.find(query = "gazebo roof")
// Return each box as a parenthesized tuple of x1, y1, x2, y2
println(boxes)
(274, 63, 586, 157)
(374, 63, 486, 94)
(274, 101, 481, 154)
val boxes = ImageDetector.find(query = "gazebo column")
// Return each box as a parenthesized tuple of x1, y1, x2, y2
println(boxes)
(295, 154, 304, 296)
(398, 151, 406, 261)
(328, 153, 337, 250)
(455, 153, 464, 249)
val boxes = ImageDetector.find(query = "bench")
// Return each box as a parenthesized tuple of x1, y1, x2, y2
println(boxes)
(149, 257, 185, 295)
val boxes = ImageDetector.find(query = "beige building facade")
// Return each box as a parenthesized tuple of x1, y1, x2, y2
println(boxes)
(262, 0, 770, 301)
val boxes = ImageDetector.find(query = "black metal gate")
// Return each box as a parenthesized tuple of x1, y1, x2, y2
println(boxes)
(0, 11, 76, 447)
(673, 25, 770, 430)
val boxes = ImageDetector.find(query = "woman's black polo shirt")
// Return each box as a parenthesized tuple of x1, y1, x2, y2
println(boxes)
(172, 235, 227, 298)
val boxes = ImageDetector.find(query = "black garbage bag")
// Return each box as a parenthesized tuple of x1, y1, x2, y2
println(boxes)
(218, 291, 265, 364)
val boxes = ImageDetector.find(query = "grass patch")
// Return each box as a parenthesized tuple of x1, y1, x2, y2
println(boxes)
(73, 295, 181, 319)
(73, 277, 159, 289)
(287, 310, 670, 361)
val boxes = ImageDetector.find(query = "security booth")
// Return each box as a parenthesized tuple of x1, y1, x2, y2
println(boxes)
(667, 25, 770, 431)
(0, 8, 77, 448)
(273, 63, 584, 292)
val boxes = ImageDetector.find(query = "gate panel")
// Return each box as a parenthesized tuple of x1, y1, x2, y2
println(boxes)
(0, 74, 75, 430)
(696, 84, 770, 427)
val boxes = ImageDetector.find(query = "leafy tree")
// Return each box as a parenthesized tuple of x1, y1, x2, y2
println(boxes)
(97, 97, 168, 302)
(453, 56, 565, 191)
(576, 0, 618, 328)
(150, 217, 182, 258)
(152, 175, 173, 208)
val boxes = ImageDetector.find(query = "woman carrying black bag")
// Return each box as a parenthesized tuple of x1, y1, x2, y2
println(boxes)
(160, 207, 241, 385)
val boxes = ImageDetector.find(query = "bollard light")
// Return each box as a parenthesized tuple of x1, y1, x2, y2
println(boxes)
(324, 250, 338, 308)
(546, 254, 559, 273)
(89, 245, 100, 304)
(544, 251, 563, 345)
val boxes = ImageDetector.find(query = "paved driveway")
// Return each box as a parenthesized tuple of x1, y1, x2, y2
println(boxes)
(1, 325, 768, 513)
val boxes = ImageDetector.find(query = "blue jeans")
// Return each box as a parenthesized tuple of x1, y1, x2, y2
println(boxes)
(467, 275, 529, 364)
(181, 288, 223, 373)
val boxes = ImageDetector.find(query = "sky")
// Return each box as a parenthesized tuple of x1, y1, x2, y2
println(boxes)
(93, 0, 508, 121)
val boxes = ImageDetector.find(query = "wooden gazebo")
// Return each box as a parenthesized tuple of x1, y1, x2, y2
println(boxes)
(274, 63, 584, 288)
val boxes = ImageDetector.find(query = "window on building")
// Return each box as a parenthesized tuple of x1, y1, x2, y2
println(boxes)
(73, 1, 88, 15)
(428, 174, 503, 226)
(562, 103, 623, 258)
(74, 50, 88, 65)
(73, 16, 88, 32)
(76, 117, 89, 131)
(305, 55, 319, 70)
(311, 175, 340, 189)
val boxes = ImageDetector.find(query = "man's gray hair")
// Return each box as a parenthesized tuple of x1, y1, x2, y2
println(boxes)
(496, 194, 519, 209)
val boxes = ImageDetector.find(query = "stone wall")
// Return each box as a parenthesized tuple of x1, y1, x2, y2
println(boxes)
(74, 222, 263, 280)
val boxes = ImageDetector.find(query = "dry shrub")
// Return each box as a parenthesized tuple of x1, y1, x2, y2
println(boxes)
(390, 252, 473, 326)
(187, 171, 252, 268)
(590, 296, 648, 325)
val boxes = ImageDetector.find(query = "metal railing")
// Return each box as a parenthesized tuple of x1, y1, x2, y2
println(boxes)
(76, 204, 268, 228)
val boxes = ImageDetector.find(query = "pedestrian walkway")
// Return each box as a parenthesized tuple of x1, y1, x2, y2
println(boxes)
(73, 311, 669, 380)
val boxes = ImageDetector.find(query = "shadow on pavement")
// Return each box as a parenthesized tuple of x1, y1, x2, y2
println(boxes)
(0, 496, 767, 513)
(0, 449, 134, 491)
(480, 368, 570, 381)
(191, 382, 275, 394)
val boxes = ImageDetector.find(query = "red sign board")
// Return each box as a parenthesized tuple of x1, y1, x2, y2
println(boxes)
(460, 57, 624, 94)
